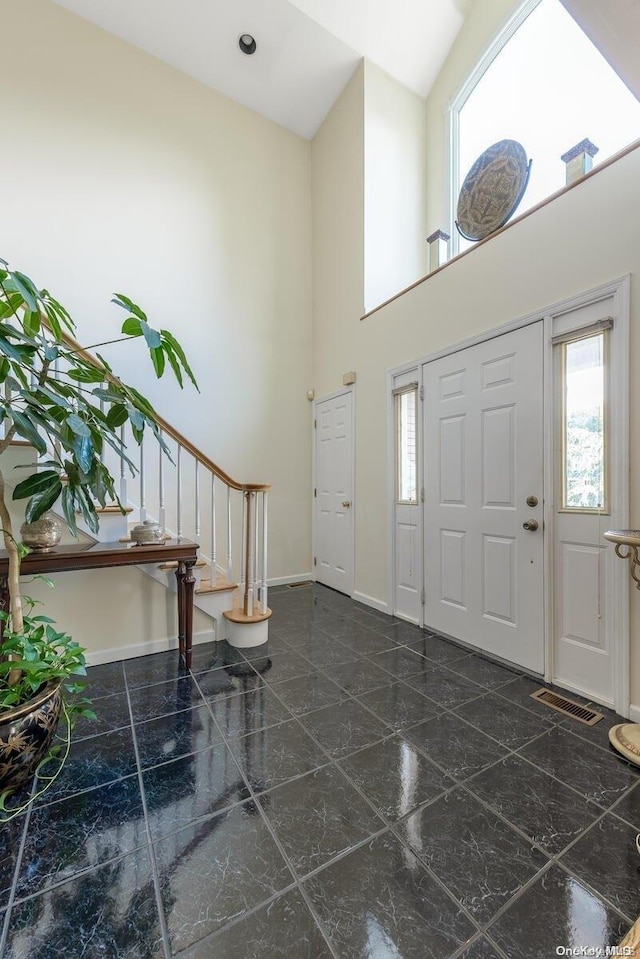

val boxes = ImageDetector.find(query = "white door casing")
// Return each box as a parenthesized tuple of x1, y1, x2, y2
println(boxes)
(423, 322, 545, 673)
(313, 389, 354, 596)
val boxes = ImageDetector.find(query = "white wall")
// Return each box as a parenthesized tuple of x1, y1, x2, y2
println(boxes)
(0, 0, 312, 656)
(364, 62, 429, 310)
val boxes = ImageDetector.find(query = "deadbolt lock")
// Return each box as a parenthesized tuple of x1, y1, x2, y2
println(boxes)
(341, 501, 351, 509)
(526, 495, 539, 508)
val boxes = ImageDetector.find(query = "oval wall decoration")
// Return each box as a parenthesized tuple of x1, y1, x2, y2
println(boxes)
(456, 139, 532, 242)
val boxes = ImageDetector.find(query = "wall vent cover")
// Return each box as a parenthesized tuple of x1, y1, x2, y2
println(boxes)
(286, 581, 313, 589)
(530, 688, 604, 726)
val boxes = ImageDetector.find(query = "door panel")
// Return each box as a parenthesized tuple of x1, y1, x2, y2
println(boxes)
(424, 323, 544, 673)
(315, 391, 354, 595)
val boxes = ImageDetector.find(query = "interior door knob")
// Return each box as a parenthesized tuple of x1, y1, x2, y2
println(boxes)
(341, 501, 351, 508)
(522, 519, 539, 532)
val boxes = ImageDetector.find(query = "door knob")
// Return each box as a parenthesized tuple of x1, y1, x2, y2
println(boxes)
(341, 501, 351, 508)
(522, 519, 539, 532)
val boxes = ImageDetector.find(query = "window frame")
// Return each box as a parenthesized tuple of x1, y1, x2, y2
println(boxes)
(448, 0, 542, 257)
(394, 383, 419, 506)
(557, 328, 609, 514)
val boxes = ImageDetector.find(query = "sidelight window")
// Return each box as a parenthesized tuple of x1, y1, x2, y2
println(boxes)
(560, 331, 607, 511)
(395, 386, 418, 505)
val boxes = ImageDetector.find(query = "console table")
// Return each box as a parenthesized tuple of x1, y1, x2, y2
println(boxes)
(0, 539, 199, 668)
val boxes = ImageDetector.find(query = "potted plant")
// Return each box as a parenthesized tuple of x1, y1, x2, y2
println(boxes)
(0, 259, 197, 816)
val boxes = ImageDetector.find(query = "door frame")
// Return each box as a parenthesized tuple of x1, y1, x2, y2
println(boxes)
(387, 274, 630, 714)
(311, 386, 356, 597)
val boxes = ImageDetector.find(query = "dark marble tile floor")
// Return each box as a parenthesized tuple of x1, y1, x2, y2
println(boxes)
(1, 582, 639, 958)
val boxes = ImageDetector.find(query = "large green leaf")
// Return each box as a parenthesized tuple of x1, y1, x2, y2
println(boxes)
(150, 345, 165, 378)
(24, 479, 63, 523)
(121, 316, 142, 337)
(106, 404, 128, 429)
(12, 470, 61, 501)
(140, 320, 161, 350)
(161, 330, 199, 390)
(66, 412, 91, 437)
(71, 433, 94, 474)
(9, 410, 46, 454)
(66, 367, 105, 384)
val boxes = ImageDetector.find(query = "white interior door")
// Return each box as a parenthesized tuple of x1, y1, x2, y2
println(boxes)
(423, 322, 544, 673)
(314, 390, 354, 595)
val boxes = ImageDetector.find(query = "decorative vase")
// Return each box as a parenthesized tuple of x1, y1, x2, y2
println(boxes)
(130, 519, 165, 546)
(0, 681, 62, 794)
(20, 512, 63, 552)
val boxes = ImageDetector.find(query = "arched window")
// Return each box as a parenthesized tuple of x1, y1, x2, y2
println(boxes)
(450, 0, 640, 253)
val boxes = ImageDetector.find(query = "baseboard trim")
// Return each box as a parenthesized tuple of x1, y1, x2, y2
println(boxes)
(267, 573, 313, 587)
(628, 704, 640, 724)
(85, 630, 216, 666)
(352, 591, 389, 615)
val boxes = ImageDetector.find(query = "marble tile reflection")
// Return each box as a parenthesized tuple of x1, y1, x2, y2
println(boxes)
(454, 692, 553, 750)
(489, 865, 629, 959)
(371, 646, 430, 680)
(156, 800, 293, 953)
(406, 665, 484, 709)
(300, 699, 387, 760)
(447, 655, 518, 690)
(72, 690, 132, 742)
(325, 657, 394, 696)
(396, 788, 548, 923)
(134, 704, 222, 770)
(124, 649, 187, 690)
(271, 671, 345, 716)
(339, 736, 454, 822)
(16, 777, 146, 900)
(519, 727, 639, 807)
(4, 850, 163, 959)
(84, 661, 126, 700)
(178, 890, 332, 959)
(561, 814, 640, 920)
(305, 832, 476, 959)
(356, 681, 439, 731)
(458, 937, 504, 959)
(33, 728, 138, 806)
(0, 815, 27, 908)
(249, 651, 316, 685)
(259, 765, 383, 876)
(468, 755, 600, 855)
(404, 713, 508, 780)
(143, 742, 247, 841)
(128, 676, 203, 724)
(207, 686, 292, 740)
(232, 720, 328, 795)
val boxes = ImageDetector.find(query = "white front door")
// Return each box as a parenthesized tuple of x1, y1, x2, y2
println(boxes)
(314, 390, 354, 595)
(423, 322, 544, 673)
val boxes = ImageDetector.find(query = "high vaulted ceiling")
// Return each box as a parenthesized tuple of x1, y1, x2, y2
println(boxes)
(53, 0, 470, 138)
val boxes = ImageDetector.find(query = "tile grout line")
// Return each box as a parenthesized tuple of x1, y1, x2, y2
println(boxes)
(188, 670, 343, 959)
(0, 795, 34, 957)
(124, 665, 173, 959)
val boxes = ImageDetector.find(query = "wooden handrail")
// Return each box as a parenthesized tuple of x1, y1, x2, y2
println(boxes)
(52, 327, 271, 493)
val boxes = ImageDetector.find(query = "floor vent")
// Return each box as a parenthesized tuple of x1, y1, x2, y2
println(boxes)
(286, 581, 313, 589)
(530, 688, 604, 726)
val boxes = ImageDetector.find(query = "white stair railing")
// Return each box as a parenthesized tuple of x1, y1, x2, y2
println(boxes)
(4, 330, 272, 621)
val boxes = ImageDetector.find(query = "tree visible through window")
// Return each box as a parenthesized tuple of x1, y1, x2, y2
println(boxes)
(453, 0, 640, 252)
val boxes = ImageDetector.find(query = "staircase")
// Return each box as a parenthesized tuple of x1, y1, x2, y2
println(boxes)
(2, 335, 272, 651)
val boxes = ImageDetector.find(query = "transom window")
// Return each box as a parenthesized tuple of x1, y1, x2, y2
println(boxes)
(451, 0, 640, 254)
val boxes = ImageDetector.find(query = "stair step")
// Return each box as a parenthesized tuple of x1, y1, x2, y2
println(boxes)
(158, 558, 208, 571)
(196, 578, 237, 595)
(223, 607, 272, 625)
(95, 505, 133, 515)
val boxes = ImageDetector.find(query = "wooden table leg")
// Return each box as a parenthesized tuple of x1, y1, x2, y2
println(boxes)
(183, 559, 196, 670)
(175, 561, 186, 664)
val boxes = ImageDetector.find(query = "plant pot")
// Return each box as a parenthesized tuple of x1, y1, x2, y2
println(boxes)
(0, 681, 62, 795)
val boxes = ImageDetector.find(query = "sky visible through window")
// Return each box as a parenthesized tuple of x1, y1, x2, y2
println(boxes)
(456, 0, 640, 251)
